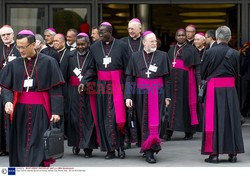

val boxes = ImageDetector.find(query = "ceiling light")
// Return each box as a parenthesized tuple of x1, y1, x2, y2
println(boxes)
(183, 19, 225, 23)
(180, 12, 226, 17)
(107, 4, 128, 9)
(178, 4, 235, 9)
(116, 12, 129, 17)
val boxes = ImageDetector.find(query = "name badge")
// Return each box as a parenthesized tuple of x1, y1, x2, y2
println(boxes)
(149, 64, 158, 72)
(24, 79, 33, 88)
(103, 57, 111, 64)
(73, 67, 81, 76)
(8, 55, 17, 62)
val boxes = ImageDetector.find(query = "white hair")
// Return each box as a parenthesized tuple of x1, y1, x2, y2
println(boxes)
(216, 26, 231, 43)
(128, 21, 142, 29)
(0, 25, 14, 35)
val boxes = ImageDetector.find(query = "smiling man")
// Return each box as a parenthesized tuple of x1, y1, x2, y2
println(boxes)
(0, 29, 64, 166)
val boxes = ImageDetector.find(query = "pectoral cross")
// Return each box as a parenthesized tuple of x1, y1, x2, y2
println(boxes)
(172, 61, 176, 67)
(3, 62, 6, 67)
(145, 70, 151, 78)
(78, 74, 83, 81)
(104, 63, 108, 68)
(26, 76, 30, 92)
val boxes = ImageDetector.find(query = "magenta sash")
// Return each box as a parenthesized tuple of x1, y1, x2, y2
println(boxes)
(204, 77, 235, 153)
(172, 59, 199, 125)
(69, 76, 100, 144)
(136, 77, 163, 151)
(69, 76, 80, 86)
(17, 92, 51, 120)
(97, 70, 126, 131)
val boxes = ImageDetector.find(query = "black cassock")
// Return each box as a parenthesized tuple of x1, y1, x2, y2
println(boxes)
(120, 36, 143, 145)
(67, 50, 98, 150)
(168, 43, 200, 134)
(124, 50, 171, 153)
(58, 48, 70, 133)
(201, 43, 244, 155)
(120, 36, 143, 57)
(82, 38, 129, 152)
(0, 42, 20, 154)
(0, 53, 64, 166)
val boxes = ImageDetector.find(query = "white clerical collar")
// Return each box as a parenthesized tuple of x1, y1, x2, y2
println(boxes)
(67, 41, 76, 48)
(48, 44, 53, 48)
(4, 40, 15, 47)
(58, 47, 66, 53)
(210, 41, 215, 48)
(131, 35, 141, 41)
(197, 46, 205, 51)
(177, 42, 187, 47)
(40, 45, 47, 52)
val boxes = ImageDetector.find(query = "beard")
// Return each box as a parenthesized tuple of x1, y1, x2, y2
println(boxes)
(145, 46, 157, 53)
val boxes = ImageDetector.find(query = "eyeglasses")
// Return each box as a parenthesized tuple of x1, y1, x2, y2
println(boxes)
(1, 33, 12, 37)
(16, 42, 33, 50)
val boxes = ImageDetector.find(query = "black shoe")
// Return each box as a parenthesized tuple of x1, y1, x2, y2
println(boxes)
(84, 149, 93, 158)
(117, 147, 126, 159)
(142, 152, 146, 158)
(105, 151, 115, 159)
(123, 143, 131, 149)
(228, 154, 237, 163)
(204, 155, 219, 164)
(184, 133, 193, 140)
(145, 150, 156, 164)
(72, 146, 80, 155)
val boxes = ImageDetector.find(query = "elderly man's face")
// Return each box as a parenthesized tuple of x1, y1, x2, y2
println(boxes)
(53, 35, 65, 50)
(66, 31, 76, 45)
(128, 22, 141, 39)
(186, 26, 196, 40)
(44, 31, 54, 45)
(143, 34, 157, 53)
(0, 28, 14, 45)
(194, 36, 205, 49)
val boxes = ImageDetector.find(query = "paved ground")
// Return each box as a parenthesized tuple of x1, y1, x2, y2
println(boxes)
(0, 120, 249, 168)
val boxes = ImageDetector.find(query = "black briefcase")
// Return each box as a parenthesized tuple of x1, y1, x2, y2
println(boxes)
(44, 122, 64, 160)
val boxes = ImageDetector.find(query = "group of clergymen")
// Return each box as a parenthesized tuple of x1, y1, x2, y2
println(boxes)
(0, 17, 245, 166)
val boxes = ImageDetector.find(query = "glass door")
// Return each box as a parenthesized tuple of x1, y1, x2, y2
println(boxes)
(7, 4, 48, 35)
(50, 4, 91, 35)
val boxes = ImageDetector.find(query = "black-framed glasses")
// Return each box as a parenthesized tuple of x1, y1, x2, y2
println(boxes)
(16, 42, 34, 50)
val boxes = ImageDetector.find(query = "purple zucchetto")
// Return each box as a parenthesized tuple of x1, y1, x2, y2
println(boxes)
(130, 18, 141, 24)
(48, 27, 56, 33)
(100, 22, 112, 27)
(18, 29, 34, 36)
(77, 32, 89, 38)
(142, 30, 154, 38)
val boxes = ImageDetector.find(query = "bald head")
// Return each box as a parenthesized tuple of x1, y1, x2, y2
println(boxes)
(53, 34, 65, 51)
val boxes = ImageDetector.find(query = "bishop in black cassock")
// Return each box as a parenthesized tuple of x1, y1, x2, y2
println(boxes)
(0, 25, 20, 156)
(79, 22, 129, 159)
(0, 30, 64, 166)
(125, 31, 171, 164)
(67, 33, 98, 157)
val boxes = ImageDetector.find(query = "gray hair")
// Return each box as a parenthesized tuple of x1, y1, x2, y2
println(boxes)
(215, 26, 231, 43)
(44, 29, 56, 36)
(35, 34, 45, 43)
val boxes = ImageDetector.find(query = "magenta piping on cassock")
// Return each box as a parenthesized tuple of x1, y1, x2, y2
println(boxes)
(204, 77, 235, 153)
(136, 77, 163, 151)
(97, 70, 126, 132)
(69, 75, 100, 144)
(172, 59, 199, 125)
